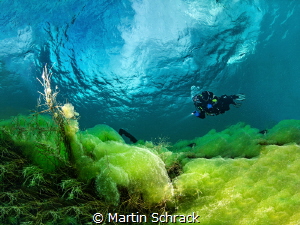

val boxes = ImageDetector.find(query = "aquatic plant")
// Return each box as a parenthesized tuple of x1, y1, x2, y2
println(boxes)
(22, 166, 46, 187)
(60, 179, 85, 200)
(36, 65, 79, 165)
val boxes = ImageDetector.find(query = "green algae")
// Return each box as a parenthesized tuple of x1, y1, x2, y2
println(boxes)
(0, 115, 68, 172)
(84, 124, 125, 143)
(172, 126, 300, 225)
(77, 135, 173, 206)
(172, 122, 263, 158)
(265, 119, 300, 145)
(1, 113, 300, 224)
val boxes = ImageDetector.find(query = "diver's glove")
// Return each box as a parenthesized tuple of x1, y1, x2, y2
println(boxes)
(236, 94, 246, 101)
(192, 111, 201, 117)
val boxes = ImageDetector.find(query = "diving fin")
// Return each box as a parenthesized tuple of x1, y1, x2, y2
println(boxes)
(236, 94, 246, 101)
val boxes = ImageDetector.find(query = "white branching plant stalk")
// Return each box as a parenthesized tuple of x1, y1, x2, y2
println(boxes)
(37, 65, 59, 114)
(37, 65, 79, 164)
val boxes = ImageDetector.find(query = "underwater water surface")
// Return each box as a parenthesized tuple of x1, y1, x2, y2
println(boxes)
(1, 0, 300, 224)
(0, 0, 299, 142)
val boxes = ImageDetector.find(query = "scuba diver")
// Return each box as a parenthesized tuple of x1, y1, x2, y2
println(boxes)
(192, 90, 245, 119)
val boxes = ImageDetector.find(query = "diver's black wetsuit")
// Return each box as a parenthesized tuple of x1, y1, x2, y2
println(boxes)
(192, 91, 240, 119)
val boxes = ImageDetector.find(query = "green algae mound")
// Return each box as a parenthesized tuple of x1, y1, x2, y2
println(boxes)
(77, 128, 173, 205)
(172, 120, 300, 225)
(172, 122, 262, 158)
(266, 119, 300, 145)
(85, 124, 124, 143)
(0, 115, 68, 172)
(174, 144, 300, 224)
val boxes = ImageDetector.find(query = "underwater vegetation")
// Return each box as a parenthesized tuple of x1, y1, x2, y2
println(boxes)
(1, 67, 300, 224)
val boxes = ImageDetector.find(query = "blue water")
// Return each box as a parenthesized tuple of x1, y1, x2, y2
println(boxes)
(0, 0, 299, 142)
